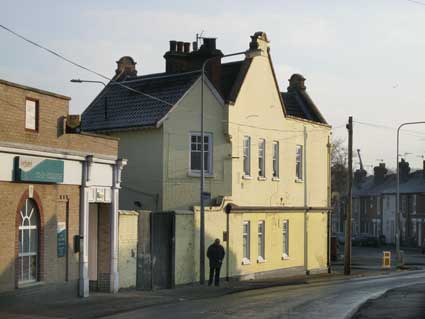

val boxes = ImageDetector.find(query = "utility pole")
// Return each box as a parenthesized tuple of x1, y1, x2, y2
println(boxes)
(344, 116, 353, 275)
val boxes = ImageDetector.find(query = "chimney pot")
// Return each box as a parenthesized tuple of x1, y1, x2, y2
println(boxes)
(183, 42, 191, 53)
(176, 41, 184, 53)
(169, 40, 177, 52)
(288, 74, 306, 91)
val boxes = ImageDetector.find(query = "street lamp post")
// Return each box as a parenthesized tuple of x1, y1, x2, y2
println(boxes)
(70, 79, 106, 86)
(396, 121, 425, 265)
(199, 51, 245, 284)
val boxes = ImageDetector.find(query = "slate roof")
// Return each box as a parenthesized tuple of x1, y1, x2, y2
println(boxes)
(281, 90, 327, 124)
(81, 71, 200, 132)
(353, 171, 425, 197)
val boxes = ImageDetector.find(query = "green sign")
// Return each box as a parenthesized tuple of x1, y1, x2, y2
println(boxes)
(15, 156, 64, 183)
(57, 222, 67, 257)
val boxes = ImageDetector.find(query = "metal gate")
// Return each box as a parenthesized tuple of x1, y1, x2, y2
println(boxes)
(137, 211, 175, 290)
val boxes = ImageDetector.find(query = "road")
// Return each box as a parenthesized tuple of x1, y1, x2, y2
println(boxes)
(104, 270, 425, 319)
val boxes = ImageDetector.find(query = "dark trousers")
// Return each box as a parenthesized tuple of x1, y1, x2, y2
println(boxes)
(208, 266, 221, 286)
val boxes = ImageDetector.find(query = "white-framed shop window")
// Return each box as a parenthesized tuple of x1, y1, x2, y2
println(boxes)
(18, 198, 39, 284)
(190, 132, 213, 175)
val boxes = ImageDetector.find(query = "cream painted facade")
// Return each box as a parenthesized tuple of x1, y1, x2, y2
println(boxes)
(107, 32, 331, 285)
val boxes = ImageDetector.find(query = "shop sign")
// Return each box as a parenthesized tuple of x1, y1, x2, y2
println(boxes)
(15, 156, 64, 183)
(57, 222, 67, 257)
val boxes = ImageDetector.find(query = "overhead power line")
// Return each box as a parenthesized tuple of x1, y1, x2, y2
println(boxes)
(0, 24, 173, 106)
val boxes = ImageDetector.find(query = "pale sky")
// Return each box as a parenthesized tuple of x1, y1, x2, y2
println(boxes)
(2, 0, 425, 172)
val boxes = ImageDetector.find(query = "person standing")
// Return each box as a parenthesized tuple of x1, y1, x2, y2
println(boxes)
(207, 238, 225, 286)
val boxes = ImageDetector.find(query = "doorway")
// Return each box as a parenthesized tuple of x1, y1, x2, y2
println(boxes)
(88, 204, 99, 289)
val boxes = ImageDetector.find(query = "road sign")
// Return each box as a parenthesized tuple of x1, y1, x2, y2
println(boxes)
(382, 251, 391, 269)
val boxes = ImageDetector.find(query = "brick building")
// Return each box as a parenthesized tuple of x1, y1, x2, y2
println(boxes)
(0, 79, 126, 298)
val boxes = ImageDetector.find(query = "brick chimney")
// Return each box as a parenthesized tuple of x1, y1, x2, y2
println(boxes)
(163, 37, 223, 91)
(164, 40, 191, 73)
(373, 163, 387, 184)
(399, 159, 411, 183)
(114, 56, 137, 81)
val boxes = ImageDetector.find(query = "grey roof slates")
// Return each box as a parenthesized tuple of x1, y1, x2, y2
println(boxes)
(281, 90, 326, 124)
(353, 171, 425, 197)
(81, 71, 200, 131)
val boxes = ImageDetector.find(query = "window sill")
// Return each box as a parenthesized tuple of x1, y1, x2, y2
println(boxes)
(18, 281, 44, 289)
(281, 254, 290, 260)
(257, 176, 267, 181)
(242, 175, 253, 180)
(187, 172, 214, 178)
(257, 256, 266, 263)
(295, 178, 304, 183)
(272, 177, 280, 181)
(241, 258, 252, 265)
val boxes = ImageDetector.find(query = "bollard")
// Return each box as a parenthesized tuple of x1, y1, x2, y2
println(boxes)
(382, 251, 391, 269)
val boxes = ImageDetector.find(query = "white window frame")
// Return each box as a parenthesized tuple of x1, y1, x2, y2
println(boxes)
(242, 221, 251, 264)
(243, 136, 251, 177)
(272, 141, 279, 179)
(189, 132, 213, 175)
(282, 219, 289, 259)
(296, 145, 303, 181)
(258, 139, 266, 178)
(25, 99, 38, 131)
(257, 220, 266, 262)
(18, 199, 39, 284)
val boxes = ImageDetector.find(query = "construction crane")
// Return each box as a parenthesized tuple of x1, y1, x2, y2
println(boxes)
(357, 149, 364, 171)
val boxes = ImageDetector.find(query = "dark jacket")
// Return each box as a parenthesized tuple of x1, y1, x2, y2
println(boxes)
(207, 243, 225, 268)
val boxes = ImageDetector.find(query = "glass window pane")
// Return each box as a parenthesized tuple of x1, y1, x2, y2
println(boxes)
(191, 135, 197, 143)
(19, 230, 23, 254)
(21, 256, 29, 281)
(23, 229, 30, 254)
(191, 152, 201, 170)
(30, 256, 37, 281)
(30, 229, 38, 253)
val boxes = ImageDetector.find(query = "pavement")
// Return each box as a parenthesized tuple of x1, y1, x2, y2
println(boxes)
(1, 246, 424, 319)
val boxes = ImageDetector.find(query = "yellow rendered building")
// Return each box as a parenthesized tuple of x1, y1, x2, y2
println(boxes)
(82, 32, 331, 286)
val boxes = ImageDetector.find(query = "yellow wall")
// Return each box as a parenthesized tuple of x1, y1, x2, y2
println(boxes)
(162, 78, 232, 211)
(228, 38, 330, 209)
(187, 205, 328, 283)
(113, 128, 163, 211)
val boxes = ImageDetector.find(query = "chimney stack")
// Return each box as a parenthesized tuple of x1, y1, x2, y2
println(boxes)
(114, 56, 137, 81)
(399, 159, 411, 183)
(288, 74, 306, 91)
(373, 163, 387, 184)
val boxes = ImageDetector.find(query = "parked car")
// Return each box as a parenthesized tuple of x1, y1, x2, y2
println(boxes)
(352, 233, 379, 247)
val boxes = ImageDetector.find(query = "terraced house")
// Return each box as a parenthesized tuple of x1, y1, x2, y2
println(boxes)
(82, 31, 331, 287)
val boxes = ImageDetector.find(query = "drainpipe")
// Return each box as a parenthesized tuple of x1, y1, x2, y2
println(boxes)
(226, 207, 230, 281)
(327, 135, 332, 273)
(304, 126, 309, 275)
